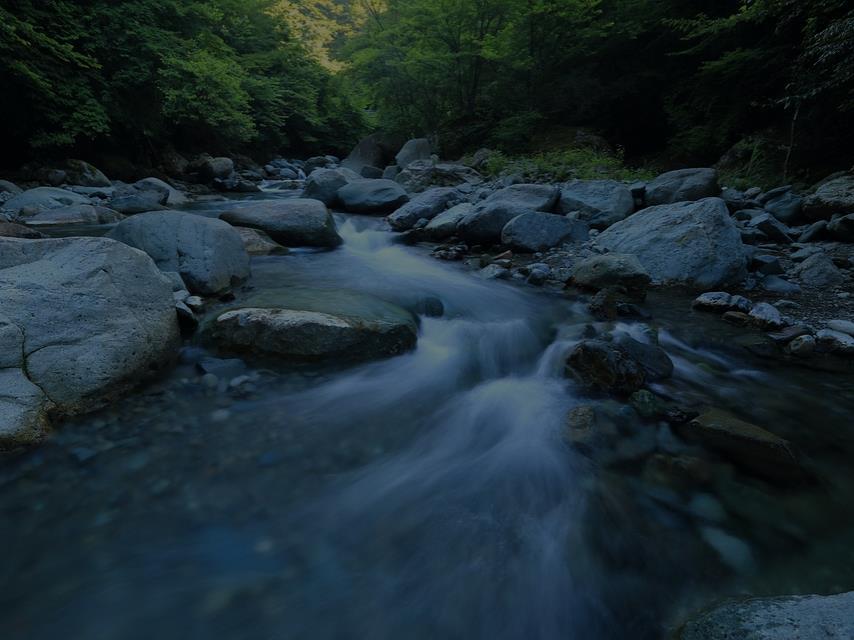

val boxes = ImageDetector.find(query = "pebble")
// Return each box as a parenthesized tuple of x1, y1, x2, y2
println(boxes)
(748, 302, 785, 329)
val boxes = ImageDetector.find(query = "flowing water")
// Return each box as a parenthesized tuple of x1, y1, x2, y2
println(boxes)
(2, 191, 854, 639)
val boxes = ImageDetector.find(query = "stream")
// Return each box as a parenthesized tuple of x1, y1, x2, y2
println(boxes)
(2, 190, 854, 639)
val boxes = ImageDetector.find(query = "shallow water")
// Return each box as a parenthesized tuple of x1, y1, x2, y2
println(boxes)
(3, 192, 854, 639)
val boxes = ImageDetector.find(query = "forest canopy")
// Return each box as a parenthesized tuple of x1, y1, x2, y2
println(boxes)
(1, 0, 852, 179)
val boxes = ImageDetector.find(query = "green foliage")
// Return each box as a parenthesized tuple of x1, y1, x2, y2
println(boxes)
(475, 148, 654, 183)
(0, 0, 365, 163)
(340, 0, 854, 175)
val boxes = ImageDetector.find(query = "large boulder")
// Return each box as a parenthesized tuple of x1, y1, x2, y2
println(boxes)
(760, 186, 802, 224)
(482, 183, 561, 212)
(395, 138, 432, 168)
(2, 187, 90, 217)
(679, 591, 854, 640)
(501, 212, 589, 252)
(558, 179, 634, 229)
(19, 204, 123, 227)
(387, 187, 463, 231)
(0, 180, 22, 195)
(108, 211, 250, 295)
(196, 156, 235, 182)
(792, 252, 845, 287)
(338, 179, 409, 214)
(421, 203, 474, 241)
(220, 199, 341, 248)
(58, 159, 111, 187)
(645, 168, 720, 206)
(395, 161, 482, 192)
(342, 134, 389, 173)
(302, 168, 352, 206)
(565, 339, 648, 395)
(109, 185, 168, 214)
(803, 175, 854, 220)
(134, 177, 189, 206)
(596, 198, 747, 289)
(0, 237, 179, 447)
(205, 290, 418, 364)
(457, 202, 530, 245)
(571, 254, 651, 296)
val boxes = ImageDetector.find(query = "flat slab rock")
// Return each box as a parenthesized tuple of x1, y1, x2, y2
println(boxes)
(679, 591, 854, 639)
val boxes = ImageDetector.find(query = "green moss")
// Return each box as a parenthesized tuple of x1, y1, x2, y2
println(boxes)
(473, 149, 654, 184)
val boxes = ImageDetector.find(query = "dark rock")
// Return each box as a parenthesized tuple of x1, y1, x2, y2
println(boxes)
(501, 212, 589, 252)
(803, 175, 854, 220)
(338, 179, 409, 214)
(798, 220, 828, 242)
(750, 254, 783, 274)
(565, 339, 647, 395)
(747, 213, 793, 243)
(220, 199, 341, 248)
(395, 138, 432, 168)
(387, 187, 463, 231)
(761, 186, 803, 224)
(792, 253, 845, 287)
(0, 222, 45, 239)
(359, 165, 383, 179)
(558, 179, 634, 229)
(828, 213, 854, 242)
(678, 409, 805, 483)
(572, 254, 651, 298)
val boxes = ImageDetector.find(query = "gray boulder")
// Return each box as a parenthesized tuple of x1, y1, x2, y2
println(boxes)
(342, 134, 388, 173)
(197, 156, 235, 182)
(422, 203, 474, 241)
(747, 213, 793, 243)
(134, 177, 189, 206)
(0, 180, 22, 195)
(360, 165, 383, 179)
(109, 211, 250, 295)
(0, 222, 45, 239)
(387, 187, 463, 231)
(792, 253, 845, 287)
(302, 168, 352, 206)
(803, 175, 854, 220)
(110, 186, 168, 215)
(828, 213, 854, 242)
(206, 292, 418, 364)
(645, 168, 720, 206)
(482, 183, 560, 212)
(679, 591, 854, 640)
(0, 237, 179, 447)
(57, 159, 111, 187)
(2, 187, 91, 217)
(558, 179, 634, 229)
(395, 161, 482, 192)
(20, 204, 123, 227)
(338, 179, 409, 214)
(760, 186, 802, 224)
(501, 212, 589, 252)
(395, 138, 432, 168)
(220, 199, 341, 248)
(457, 202, 532, 245)
(565, 339, 648, 395)
(571, 254, 651, 296)
(596, 198, 746, 289)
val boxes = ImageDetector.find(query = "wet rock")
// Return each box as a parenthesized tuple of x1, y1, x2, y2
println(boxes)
(0, 237, 179, 447)
(565, 339, 648, 395)
(722, 311, 751, 326)
(792, 253, 844, 287)
(678, 591, 854, 639)
(387, 187, 463, 231)
(644, 168, 720, 206)
(815, 329, 854, 356)
(558, 179, 634, 229)
(338, 179, 409, 214)
(196, 156, 235, 182)
(630, 390, 667, 419)
(677, 409, 804, 483)
(564, 405, 618, 453)
(803, 174, 854, 220)
(785, 334, 816, 357)
(827, 319, 854, 336)
(501, 212, 588, 252)
(109, 187, 168, 215)
(209, 306, 417, 364)
(596, 198, 746, 289)
(766, 324, 811, 344)
(479, 264, 510, 279)
(457, 202, 532, 245)
(109, 211, 250, 296)
(235, 227, 287, 256)
(748, 302, 785, 329)
(613, 334, 674, 381)
(55, 159, 111, 187)
(642, 453, 714, 488)
(483, 183, 560, 212)
(220, 199, 341, 248)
